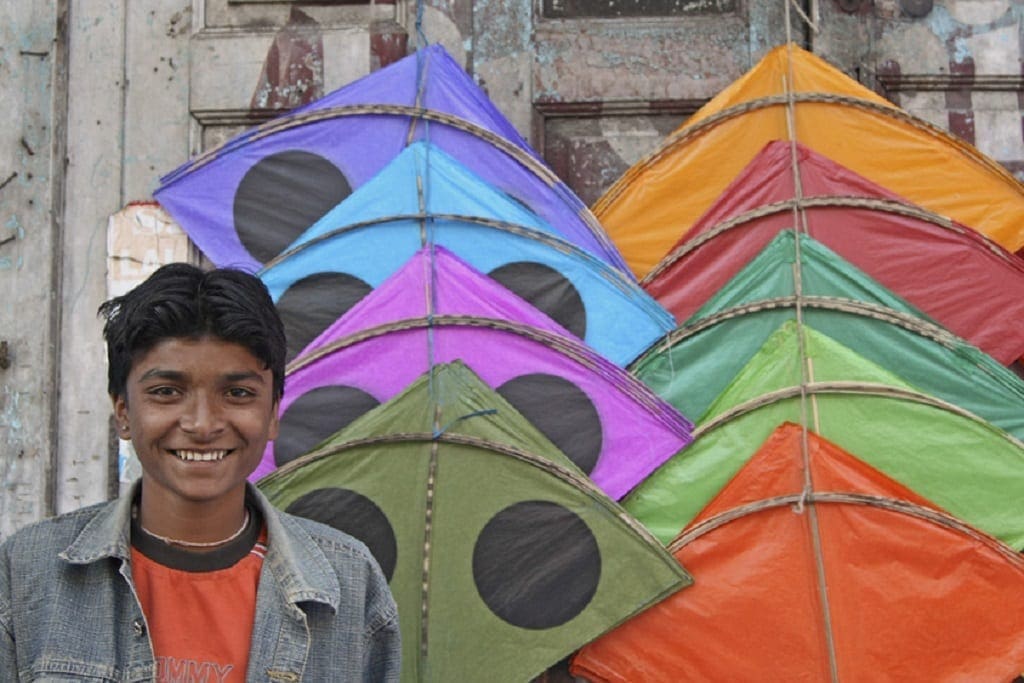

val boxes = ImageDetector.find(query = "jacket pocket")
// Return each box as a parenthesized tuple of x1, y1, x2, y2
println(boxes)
(29, 659, 123, 681)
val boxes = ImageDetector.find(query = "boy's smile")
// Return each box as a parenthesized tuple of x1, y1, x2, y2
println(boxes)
(171, 449, 229, 462)
(113, 336, 279, 535)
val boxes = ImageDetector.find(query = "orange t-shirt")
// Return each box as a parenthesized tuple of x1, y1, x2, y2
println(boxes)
(131, 518, 266, 683)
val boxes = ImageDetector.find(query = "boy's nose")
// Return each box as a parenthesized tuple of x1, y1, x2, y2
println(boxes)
(180, 395, 225, 436)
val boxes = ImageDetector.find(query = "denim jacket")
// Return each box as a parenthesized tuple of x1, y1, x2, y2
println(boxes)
(0, 482, 401, 682)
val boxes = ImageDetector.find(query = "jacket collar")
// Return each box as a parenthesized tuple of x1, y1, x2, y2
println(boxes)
(251, 484, 341, 612)
(58, 480, 341, 612)
(59, 480, 138, 564)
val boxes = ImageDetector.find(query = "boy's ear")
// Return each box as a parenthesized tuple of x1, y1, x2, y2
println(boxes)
(112, 394, 129, 438)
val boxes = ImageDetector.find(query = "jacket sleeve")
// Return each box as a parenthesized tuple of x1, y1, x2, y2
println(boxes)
(0, 541, 18, 682)
(360, 551, 401, 683)
(363, 608, 401, 683)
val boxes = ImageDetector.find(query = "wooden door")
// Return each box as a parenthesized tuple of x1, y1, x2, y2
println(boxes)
(471, 0, 802, 206)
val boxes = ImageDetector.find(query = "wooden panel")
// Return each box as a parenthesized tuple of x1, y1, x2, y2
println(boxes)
(512, 0, 795, 207)
(203, 0, 392, 30)
(231, 0, 375, 4)
(542, 0, 738, 19)
(0, 1, 64, 536)
(189, 25, 370, 127)
(538, 101, 697, 205)
(121, 0, 193, 195)
(53, 0, 143, 515)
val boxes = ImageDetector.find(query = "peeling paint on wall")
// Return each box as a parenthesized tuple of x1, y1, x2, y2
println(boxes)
(370, 20, 409, 71)
(1, 385, 24, 439)
(106, 202, 190, 297)
(165, 5, 192, 38)
(475, 0, 532, 56)
(250, 7, 325, 110)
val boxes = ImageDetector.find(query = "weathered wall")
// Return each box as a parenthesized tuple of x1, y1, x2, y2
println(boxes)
(2, 0, 1022, 541)
(1, 0, 194, 537)
(55, 0, 128, 519)
(0, 0, 67, 537)
(0, 0, 403, 539)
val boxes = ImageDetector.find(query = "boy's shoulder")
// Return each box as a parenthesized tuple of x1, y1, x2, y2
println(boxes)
(0, 499, 114, 557)
(274, 507, 378, 565)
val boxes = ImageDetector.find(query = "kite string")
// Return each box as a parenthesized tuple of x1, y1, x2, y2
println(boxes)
(415, 0, 428, 53)
(420, 436, 439, 665)
(412, 0, 429, 107)
(784, 7, 840, 683)
(409, 0, 432, 207)
(413, 0, 439, 672)
(410, 0, 436, 412)
(409, 10, 431, 141)
(432, 409, 499, 439)
(782, 10, 812, 505)
(787, 0, 820, 34)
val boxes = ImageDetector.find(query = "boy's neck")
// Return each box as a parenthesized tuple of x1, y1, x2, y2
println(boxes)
(136, 482, 250, 552)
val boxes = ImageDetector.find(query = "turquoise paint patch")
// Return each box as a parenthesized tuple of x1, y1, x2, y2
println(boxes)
(952, 36, 971, 63)
(926, 5, 965, 46)
(2, 388, 22, 432)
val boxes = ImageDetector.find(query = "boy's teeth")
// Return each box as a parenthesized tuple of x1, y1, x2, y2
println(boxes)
(174, 450, 228, 461)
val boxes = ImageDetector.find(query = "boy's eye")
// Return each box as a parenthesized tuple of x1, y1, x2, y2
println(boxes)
(227, 387, 256, 399)
(148, 386, 180, 397)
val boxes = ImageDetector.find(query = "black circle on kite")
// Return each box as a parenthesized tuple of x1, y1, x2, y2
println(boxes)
(233, 150, 351, 264)
(496, 374, 602, 475)
(473, 500, 600, 629)
(275, 385, 380, 467)
(488, 262, 586, 339)
(276, 271, 373, 362)
(285, 487, 397, 582)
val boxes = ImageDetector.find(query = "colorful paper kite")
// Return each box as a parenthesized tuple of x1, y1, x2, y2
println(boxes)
(259, 141, 672, 365)
(642, 140, 1024, 364)
(259, 246, 693, 502)
(596, 43, 1024, 278)
(624, 321, 1024, 549)
(155, 45, 625, 273)
(632, 231, 1024, 440)
(258, 361, 691, 683)
(573, 423, 1024, 682)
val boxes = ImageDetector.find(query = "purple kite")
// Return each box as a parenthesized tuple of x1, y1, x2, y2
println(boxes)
(257, 246, 693, 501)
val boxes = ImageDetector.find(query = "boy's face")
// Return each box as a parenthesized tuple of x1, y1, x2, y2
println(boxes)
(113, 336, 279, 509)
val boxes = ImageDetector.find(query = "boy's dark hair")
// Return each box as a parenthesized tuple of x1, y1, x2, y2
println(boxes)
(99, 263, 286, 401)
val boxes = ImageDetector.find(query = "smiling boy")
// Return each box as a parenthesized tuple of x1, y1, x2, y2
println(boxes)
(0, 263, 401, 681)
